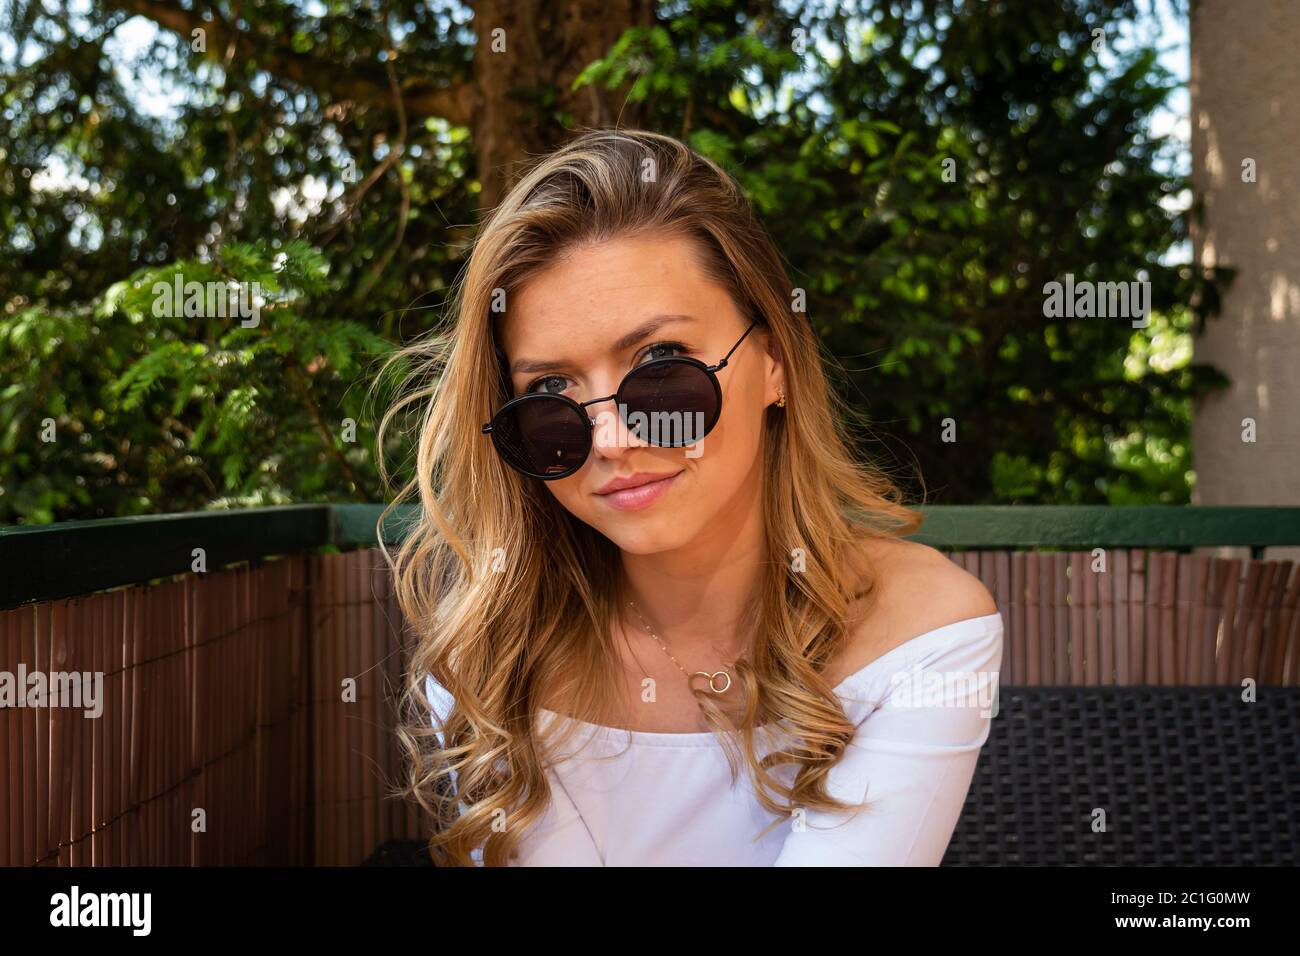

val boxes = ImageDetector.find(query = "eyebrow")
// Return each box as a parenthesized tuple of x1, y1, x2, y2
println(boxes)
(508, 314, 697, 376)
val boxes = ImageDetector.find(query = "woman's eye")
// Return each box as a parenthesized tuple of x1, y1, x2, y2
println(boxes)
(525, 374, 570, 395)
(639, 341, 688, 365)
(521, 343, 687, 394)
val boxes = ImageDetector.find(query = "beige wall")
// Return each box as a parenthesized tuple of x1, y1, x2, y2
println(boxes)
(1190, 0, 1300, 505)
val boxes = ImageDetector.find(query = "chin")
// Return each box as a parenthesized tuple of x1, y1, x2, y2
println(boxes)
(594, 519, 695, 556)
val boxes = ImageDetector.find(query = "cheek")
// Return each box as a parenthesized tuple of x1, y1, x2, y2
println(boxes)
(659, 383, 767, 516)
(703, 373, 766, 468)
(544, 476, 588, 518)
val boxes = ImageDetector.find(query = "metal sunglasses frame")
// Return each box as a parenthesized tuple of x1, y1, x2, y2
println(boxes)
(481, 320, 760, 480)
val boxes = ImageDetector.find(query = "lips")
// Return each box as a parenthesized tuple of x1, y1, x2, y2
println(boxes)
(593, 470, 683, 511)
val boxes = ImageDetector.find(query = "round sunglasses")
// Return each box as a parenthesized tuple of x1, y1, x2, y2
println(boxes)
(482, 321, 759, 480)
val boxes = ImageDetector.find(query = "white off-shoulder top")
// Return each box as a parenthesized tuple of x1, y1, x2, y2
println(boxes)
(425, 612, 1003, 866)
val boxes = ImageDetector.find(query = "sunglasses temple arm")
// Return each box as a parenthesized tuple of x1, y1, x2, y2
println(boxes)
(713, 320, 760, 371)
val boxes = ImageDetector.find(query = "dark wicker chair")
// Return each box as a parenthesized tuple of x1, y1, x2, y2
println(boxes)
(367, 686, 1300, 866)
(941, 686, 1300, 865)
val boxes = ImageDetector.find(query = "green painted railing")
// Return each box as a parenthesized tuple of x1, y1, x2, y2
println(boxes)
(4, 504, 1300, 610)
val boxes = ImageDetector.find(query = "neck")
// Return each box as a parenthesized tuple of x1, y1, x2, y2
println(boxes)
(618, 462, 766, 659)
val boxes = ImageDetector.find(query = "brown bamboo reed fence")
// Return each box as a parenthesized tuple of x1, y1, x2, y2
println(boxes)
(950, 549, 1300, 686)
(1, 550, 422, 867)
(2, 545, 1297, 867)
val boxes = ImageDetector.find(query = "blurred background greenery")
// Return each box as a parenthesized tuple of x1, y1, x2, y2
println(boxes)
(0, 0, 1228, 524)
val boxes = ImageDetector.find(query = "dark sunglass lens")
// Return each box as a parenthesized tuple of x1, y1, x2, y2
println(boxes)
(618, 361, 719, 447)
(491, 397, 590, 477)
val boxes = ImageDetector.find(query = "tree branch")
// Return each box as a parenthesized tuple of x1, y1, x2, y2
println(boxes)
(284, 359, 368, 501)
(348, 20, 411, 303)
(103, 0, 476, 125)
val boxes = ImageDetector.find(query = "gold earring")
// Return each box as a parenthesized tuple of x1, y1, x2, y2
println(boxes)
(776, 387, 786, 408)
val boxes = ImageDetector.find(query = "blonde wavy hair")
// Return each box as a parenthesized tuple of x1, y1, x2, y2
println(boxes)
(377, 128, 921, 866)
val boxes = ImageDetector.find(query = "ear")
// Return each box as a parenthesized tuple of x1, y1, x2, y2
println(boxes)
(761, 326, 786, 408)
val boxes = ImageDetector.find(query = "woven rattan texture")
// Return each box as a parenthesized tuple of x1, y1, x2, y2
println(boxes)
(942, 686, 1300, 865)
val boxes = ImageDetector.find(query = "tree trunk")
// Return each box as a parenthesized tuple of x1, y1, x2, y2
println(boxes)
(471, 0, 654, 213)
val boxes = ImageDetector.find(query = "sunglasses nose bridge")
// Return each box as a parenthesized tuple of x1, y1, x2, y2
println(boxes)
(586, 391, 649, 458)
(577, 391, 615, 428)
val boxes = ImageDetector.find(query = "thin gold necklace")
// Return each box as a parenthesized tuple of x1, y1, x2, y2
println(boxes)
(627, 600, 736, 694)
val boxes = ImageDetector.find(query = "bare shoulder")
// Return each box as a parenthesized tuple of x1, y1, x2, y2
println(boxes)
(862, 536, 997, 625)
(826, 536, 998, 685)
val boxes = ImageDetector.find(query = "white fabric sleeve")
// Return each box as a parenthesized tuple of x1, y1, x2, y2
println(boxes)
(772, 616, 1003, 866)
(424, 674, 487, 866)
(506, 772, 606, 866)
(424, 675, 604, 865)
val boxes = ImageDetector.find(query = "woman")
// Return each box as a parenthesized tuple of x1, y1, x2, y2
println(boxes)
(380, 128, 1002, 866)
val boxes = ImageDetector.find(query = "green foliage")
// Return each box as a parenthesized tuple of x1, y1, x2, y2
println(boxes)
(0, 0, 1226, 523)
(1, 241, 406, 522)
(575, 0, 1226, 504)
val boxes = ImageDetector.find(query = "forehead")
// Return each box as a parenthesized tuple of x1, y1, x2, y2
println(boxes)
(498, 234, 733, 359)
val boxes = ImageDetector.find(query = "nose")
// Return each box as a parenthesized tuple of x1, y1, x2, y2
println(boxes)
(587, 391, 648, 463)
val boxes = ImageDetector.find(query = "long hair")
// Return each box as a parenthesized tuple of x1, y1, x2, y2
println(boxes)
(377, 128, 921, 866)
